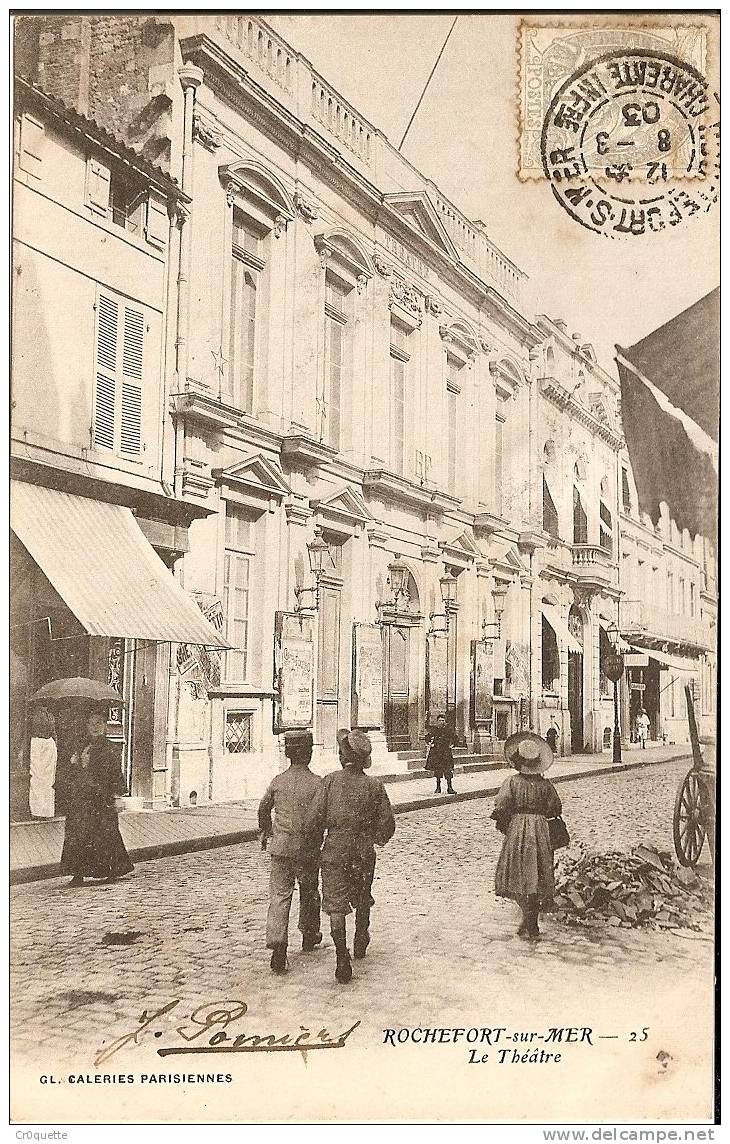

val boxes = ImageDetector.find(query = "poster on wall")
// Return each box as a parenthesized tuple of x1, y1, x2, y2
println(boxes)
(426, 634, 448, 721)
(470, 639, 494, 725)
(273, 610, 315, 733)
(352, 623, 383, 729)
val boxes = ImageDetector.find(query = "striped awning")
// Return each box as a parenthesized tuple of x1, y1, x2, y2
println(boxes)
(11, 481, 229, 647)
(542, 604, 582, 654)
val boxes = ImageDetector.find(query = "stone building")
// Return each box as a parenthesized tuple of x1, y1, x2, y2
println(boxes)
(14, 15, 717, 808)
(10, 74, 226, 819)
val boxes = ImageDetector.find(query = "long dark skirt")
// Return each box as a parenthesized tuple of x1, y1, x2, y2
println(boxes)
(61, 802, 134, 880)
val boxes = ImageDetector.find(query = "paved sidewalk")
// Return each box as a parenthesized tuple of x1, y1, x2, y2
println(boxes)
(10, 744, 689, 884)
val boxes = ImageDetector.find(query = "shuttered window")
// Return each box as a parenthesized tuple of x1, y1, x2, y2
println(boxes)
(94, 290, 145, 457)
(229, 209, 265, 412)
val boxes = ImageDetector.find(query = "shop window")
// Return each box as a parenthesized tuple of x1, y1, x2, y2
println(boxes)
(230, 209, 266, 413)
(94, 289, 145, 457)
(225, 710, 252, 754)
(223, 506, 255, 681)
(541, 616, 559, 691)
(322, 273, 352, 451)
(543, 477, 559, 539)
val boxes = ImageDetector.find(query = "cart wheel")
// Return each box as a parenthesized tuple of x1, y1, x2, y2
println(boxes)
(673, 772, 707, 867)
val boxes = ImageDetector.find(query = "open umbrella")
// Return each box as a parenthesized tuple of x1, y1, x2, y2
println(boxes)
(615, 289, 719, 540)
(29, 677, 127, 706)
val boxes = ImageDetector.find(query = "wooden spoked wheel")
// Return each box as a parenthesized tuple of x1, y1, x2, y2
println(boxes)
(673, 771, 707, 867)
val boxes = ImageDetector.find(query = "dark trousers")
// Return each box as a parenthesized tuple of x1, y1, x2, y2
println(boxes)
(266, 854, 321, 948)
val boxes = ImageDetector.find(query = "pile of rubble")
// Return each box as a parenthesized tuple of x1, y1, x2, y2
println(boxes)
(551, 844, 713, 932)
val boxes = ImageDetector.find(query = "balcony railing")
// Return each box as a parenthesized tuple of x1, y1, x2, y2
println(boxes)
(621, 599, 714, 650)
(572, 544, 614, 569)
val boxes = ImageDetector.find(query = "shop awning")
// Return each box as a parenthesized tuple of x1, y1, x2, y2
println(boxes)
(542, 604, 582, 654)
(629, 644, 699, 674)
(11, 481, 230, 647)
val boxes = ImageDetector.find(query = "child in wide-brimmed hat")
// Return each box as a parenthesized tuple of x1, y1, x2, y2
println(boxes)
(492, 731, 562, 940)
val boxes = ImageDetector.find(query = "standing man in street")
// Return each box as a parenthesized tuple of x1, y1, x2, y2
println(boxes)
(258, 730, 322, 975)
(305, 729, 396, 984)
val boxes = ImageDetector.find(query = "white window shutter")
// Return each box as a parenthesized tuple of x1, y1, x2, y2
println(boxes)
(94, 294, 118, 450)
(145, 191, 168, 249)
(120, 306, 144, 455)
(19, 114, 45, 178)
(86, 157, 111, 215)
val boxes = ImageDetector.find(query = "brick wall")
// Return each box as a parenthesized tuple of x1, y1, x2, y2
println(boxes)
(15, 14, 177, 171)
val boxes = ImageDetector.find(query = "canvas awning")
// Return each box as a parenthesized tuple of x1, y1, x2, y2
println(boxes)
(542, 604, 582, 654)
(11, 481, 229, 647)
(629, 644, 698, 674)
(616, 289, 718, 540)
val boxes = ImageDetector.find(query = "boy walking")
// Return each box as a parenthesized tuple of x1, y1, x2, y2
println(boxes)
(258, 730, 322, 974)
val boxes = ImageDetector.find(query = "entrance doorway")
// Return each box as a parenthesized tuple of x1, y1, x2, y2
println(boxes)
(384, 624, 412, 750)
(628, 659, 660, 741)
(567, 605, 585, 752)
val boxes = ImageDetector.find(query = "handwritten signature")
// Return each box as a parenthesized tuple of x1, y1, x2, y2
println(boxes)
(94, 1000, 360, 1068)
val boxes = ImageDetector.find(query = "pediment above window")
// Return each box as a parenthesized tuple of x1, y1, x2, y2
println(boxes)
(440, 320, 480, 360)
(219, 160, 295, 223)
(439, 526, 481, 566)
(314, 229, 374, 282)
(213, 452, 291, 511)
(310, 483, 373, 532)
(490, 357, 525, 396)
(384, 191, 460, 262)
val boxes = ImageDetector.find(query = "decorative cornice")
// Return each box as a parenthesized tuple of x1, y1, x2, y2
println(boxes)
(540, 376, 624, 451)
(389, 276, 423, 322)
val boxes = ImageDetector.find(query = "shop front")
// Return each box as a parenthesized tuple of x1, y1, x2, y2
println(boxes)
(10, 481, 228, 821)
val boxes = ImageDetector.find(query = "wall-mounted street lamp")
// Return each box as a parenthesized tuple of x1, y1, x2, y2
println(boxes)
(375, 553, 410, 624)
(481, 619, 500, 643)
(294, 527, 332, 612)
(428, 568, 458, 637)
(605, 621, 625, 766)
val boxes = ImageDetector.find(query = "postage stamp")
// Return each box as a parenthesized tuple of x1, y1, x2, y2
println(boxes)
(540, 49, 719, 239)
(518, 22, 708, 179)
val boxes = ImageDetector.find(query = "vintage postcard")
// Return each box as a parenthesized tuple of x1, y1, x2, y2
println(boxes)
(10, 10, 718, 1126)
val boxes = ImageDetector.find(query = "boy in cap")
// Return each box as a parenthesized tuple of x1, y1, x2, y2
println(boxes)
(304, 728, 396, 984)
(258, 729, 322, 974)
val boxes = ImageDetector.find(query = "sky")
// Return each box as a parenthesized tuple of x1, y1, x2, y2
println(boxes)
(268, 12, 719, 376)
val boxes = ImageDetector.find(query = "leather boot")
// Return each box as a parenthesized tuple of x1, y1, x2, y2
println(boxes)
(331, 915, 352, 984)
(270, 943, 288, 974)
(435, 780, 442, 794)
(302, 931, 323, 953)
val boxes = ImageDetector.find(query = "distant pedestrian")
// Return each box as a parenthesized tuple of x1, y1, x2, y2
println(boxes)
(29, 705, 57, 819)
(492, 731, 561, 941)
(305, 729, 395, 984)
(258, 730, 322, 975)
(635, 708, 651, 749)
(60, 707, 134, 887)
(545, 718, 560, 757)
(425, 713, 457, 794)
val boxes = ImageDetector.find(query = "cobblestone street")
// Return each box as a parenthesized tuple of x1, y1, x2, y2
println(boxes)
(12, 756, 714, 1123)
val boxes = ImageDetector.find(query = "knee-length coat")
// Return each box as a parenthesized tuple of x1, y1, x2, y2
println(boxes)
(493, 772, 562, 902)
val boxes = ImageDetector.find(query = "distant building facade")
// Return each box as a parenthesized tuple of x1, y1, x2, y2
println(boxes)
(14, 15, 717, 810)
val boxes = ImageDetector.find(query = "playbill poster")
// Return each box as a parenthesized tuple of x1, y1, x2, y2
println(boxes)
(10, 10, 718, 1128)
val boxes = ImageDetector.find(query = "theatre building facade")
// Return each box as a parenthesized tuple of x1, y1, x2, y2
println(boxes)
(15, 15, 717, 809)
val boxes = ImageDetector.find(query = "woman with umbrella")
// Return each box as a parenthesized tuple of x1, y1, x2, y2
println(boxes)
(32, 678, 134, 887)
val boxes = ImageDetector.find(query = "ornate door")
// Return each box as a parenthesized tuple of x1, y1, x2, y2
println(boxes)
(384, 624, 411, 750)
(568, 651, 584, 751)
(316, 584, 341, 749)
